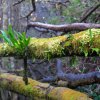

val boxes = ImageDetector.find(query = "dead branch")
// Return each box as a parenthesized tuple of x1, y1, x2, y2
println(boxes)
(27, 22, 100, 32)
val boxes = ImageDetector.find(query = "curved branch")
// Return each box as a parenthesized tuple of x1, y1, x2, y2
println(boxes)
(80, 3, 100, 22)
(28, 22, 100, 32)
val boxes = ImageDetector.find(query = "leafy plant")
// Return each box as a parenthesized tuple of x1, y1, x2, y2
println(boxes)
(0, 25, 30, 56)
(0, 25, 30, 85)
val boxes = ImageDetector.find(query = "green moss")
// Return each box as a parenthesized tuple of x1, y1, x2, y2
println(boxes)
(64, 29, 100, 56)
(0, 29, 99, 58)
(28, 36, 66, 59)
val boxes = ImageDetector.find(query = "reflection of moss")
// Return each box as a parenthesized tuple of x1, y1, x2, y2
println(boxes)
(0, 73, 92, 100)
(48, 87, 91, 100)
(0, 73, 45, 99)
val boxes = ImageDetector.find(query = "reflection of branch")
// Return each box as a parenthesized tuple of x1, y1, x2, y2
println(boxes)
(41, 59, 100, 87)
(80, 3, 100, 22)
(28, 22, 100, 32)
(13, 0, 25, 6)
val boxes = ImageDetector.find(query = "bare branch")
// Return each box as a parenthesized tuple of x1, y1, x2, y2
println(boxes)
(28, 22, 100, 32)
(13, 0, 25, 6)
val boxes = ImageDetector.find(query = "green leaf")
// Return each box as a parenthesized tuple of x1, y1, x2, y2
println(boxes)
(0, 25, 30, 56)
(7, 26, 18, 46)
(92, 48, 100, 54)
(64, 41, 71, 47)
(0, 30, 12, 45)
(83, 50, 88, 57)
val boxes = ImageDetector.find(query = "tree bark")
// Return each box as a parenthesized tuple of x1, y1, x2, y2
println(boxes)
(27, 22, 100, 32)
(0, 73, 92, 100)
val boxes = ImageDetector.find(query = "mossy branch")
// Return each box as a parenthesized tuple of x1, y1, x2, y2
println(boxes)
(0, 29, 100, 58)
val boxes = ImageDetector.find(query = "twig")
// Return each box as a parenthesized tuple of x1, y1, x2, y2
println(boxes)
(13, 0, 25, 6)
(80, 3, 100, 22)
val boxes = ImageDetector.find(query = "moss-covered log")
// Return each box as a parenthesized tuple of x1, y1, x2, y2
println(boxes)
(0, 73, 92, 100)
(0, 29, 100, 58)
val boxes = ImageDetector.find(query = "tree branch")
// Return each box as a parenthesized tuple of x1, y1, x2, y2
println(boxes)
(0, 29, 100, 58)
(13, 0, 25, 6)
(27, 22, 100, 32)
(80, 3, 100, 22)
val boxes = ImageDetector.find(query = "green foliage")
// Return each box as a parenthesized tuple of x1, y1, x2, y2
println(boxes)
(0, 25, 30, 85)
(0, 25, 30, 56)
(92, 48, 100, 56)
(89, 29, 100, 56)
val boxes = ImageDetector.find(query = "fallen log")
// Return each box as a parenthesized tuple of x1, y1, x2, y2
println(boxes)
(0, 73, 92, 100)
(28, 22, 100, 32)
(0, 29, 100, 58)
